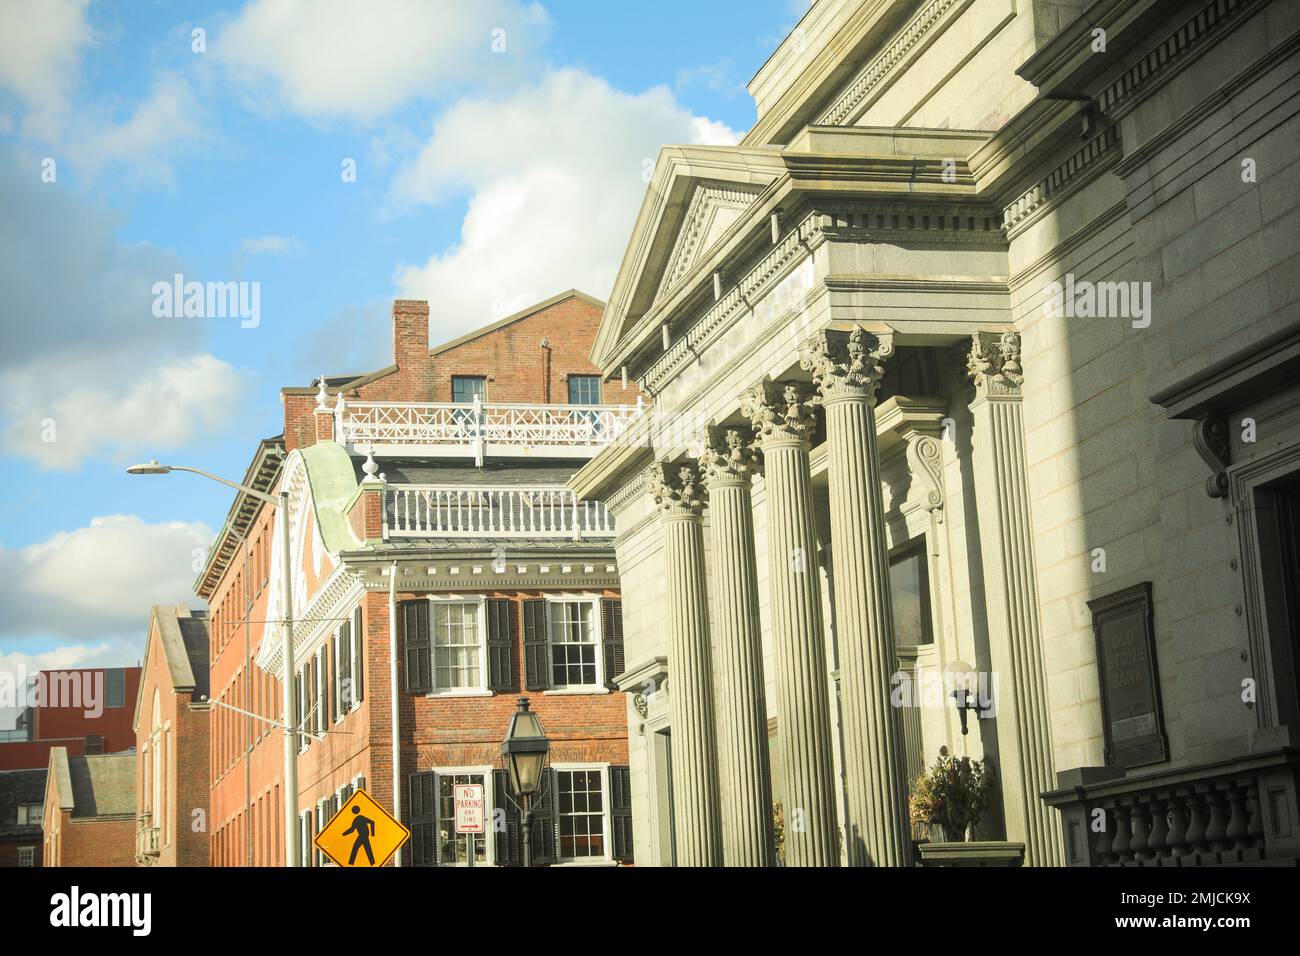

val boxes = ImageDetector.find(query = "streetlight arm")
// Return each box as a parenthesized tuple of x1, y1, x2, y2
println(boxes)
(167, 465, 281, 506)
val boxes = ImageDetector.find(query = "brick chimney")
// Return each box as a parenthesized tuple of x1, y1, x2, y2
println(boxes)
(392, 299, 433, 400)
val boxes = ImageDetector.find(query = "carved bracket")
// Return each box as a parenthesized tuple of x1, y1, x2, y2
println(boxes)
(1192, 415, 1231, 499)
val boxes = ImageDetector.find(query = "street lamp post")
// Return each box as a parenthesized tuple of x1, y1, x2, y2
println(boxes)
(127, 460, 299, 868)
(500, 697, 550, 868)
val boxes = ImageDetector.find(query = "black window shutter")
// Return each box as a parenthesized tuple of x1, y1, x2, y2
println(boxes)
(522, 599, 550, 691)
(530, 769, 557, 865)
(401, 601, 432, 693)
(486, 599, 517, 692)
(601, 598, 625, 687)
(611, 765, 634, 863)
(492, 768, 522, 866)
(407, 772, 438, 867)
(353, 607, 365, 703)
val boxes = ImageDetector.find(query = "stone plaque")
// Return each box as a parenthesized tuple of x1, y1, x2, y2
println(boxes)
(1087, 582, 1168, 768)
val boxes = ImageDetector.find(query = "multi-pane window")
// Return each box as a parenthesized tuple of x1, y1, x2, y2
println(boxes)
(556, 769, 605, 860)
(17, 804, 42, 826)
(567, 375, 601, 405)
(17, 846, 34, 867)
(437, 772, 488, 866)
(451, 376, 486, 404)
(433, 603, 483, 690)
(549, 601, 598, 687)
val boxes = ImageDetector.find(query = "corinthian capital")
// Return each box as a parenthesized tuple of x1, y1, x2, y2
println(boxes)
(800, 325, 893, 402)
(699, 424, 761, 487)
(966, 330, 1024, 396)
(740, 377, 817, 447)
(645, 461, 705, 516)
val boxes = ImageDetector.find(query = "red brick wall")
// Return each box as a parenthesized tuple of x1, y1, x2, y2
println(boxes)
(45, 812, 136, 867)
(0, 838, 41, 867)
(429, 295, 639, 406)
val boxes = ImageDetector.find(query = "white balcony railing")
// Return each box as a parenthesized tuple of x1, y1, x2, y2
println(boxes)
(136, 816, 160, 861)
(385, 485, 615, 539)
(336, 397, 643, 462)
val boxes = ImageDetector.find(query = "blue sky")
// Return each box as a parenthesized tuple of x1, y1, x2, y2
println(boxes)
(0, 0, 806, 694)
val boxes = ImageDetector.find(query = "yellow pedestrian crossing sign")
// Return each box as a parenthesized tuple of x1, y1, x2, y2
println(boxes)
(314, 788, 410, 868)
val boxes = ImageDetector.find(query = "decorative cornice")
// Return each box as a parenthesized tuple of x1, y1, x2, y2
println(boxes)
(800, 325, 893, 404)
(1002, 124, 1122, 234)
(1097, 0, 1257, 120)
(699, 424, 762, 487)
(741, 377, 817, 447)
(654, 181, 764, 305)
(966, 330, 1024, 397)
(646, 462, 705, 516)
(816, 0, 964, 126)
(640, 201, 1002, 397)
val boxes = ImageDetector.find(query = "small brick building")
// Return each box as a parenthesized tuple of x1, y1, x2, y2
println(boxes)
(199, 290, 644, 866)
(41, 747, 136, 867)
(0, 769, 47, 866)
(133, 604, 211, 866)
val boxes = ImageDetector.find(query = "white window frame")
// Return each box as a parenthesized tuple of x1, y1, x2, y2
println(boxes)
(17, 846, 35, 867)
(17, 803, 42, 826)
(543, 595, 607, 694)
(332, 626, 347, 724)
(425, 596, 490, 698)
(347, 605, 364, 714)
(429, 765, 495, 867)
(550, 762, 614, 866)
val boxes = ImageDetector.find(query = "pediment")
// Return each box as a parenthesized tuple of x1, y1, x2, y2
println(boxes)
(652, 180, 764, 305)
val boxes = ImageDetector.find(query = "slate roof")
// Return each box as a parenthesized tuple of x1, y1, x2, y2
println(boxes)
(0, 768, 47, 840)
(48, 748, 136, 819)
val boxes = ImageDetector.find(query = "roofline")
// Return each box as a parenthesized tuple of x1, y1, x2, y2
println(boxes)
(194, 436, 286, 599)
(430, 289, 607, 356)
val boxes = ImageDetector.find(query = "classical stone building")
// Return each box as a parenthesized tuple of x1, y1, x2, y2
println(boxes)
(571, 0, 1300, 866)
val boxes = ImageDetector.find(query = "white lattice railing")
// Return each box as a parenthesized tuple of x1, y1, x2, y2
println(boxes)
(385, 485, 615, 538)
(338, 398, 643, 453)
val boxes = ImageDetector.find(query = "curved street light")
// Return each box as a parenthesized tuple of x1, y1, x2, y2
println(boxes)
(127, 459, 300, 868)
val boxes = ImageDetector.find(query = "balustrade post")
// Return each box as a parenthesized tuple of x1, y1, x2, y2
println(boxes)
(1166, 792, 1190, 857)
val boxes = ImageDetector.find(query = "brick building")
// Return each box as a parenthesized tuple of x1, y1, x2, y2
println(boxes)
(0, 768, 46, 866)
(133, 604, 211, 866)
(41, 747, 136, 867)
(198, 290, 644, 865)
(0, 666, 141, 771)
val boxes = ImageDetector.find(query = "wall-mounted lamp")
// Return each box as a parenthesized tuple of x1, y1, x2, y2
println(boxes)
(944, 659, 985, 736)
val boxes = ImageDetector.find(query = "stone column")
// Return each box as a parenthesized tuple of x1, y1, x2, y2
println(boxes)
(741, 378, 840, 867)
(800, 326, 912, 867)
(965, 330, 1063, 867)
(646, 462, 723, 866)
(699, 425, 775, 867)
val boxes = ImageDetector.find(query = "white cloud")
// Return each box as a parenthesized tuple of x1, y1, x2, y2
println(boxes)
(3, 353, 246, 470)
(0, 152, 248, 470)
(0, 0, 92, 109)
(240, 234, 304, 257)
(391, 69, 740, 335)
(0, 1, 201, 181)
(0, 515, 213, 640)
(217, 0, 551, 120)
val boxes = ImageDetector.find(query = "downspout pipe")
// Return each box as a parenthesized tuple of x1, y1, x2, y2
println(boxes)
(389, 560, 401, 866)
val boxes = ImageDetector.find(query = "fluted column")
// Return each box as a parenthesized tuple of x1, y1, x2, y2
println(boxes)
(741, 378, 840, 867)
(965, 330, 1063, 866)
(699, 425, 775, 866)
(800, 326, 911, 866)
(646, 462, 723, 866)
